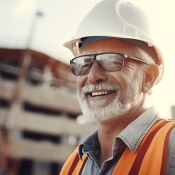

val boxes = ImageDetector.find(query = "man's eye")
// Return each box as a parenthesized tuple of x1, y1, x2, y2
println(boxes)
(82, 64, 89, 69)
(79, 64, 89, 74)
(107, 61, 120, 65)
(106, 62, 121, 69)
(110, 61, 119, 64)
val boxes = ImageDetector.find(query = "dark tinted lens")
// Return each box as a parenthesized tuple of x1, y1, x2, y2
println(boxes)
(96, 54, 123, 71)
(71, 56, 92, 75)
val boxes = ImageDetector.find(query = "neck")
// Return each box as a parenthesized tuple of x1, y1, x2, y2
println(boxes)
(97, 102, 147, 164)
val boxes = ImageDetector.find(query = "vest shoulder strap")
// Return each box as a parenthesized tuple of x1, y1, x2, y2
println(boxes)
(112, 119, 175, 175)
(59, 146, 87, 175)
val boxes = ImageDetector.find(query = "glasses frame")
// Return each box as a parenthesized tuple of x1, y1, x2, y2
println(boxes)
(70, 52, 149, 76)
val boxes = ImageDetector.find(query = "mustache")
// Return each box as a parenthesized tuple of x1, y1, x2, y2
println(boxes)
(81, 83, 122, 94)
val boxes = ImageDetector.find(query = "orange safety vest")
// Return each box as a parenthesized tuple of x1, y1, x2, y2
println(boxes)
(60, 119, 175, 175)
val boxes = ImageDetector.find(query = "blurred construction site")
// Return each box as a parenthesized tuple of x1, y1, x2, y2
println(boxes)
(0, 1, 98, 174)
(0, 47, 97, 175)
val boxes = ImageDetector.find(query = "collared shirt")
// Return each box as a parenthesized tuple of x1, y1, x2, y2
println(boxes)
(78, 106, 175, 175)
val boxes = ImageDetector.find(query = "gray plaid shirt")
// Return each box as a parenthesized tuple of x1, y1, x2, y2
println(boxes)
(78, 106, 175, 175)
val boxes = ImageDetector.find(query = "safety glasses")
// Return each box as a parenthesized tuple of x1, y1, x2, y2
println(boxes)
(70, 53, 149, 76)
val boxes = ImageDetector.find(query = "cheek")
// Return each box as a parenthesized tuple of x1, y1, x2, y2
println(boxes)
(76, 76, 87, 94)
(107, 68, 138, 90)
(108, 71, 129, 87)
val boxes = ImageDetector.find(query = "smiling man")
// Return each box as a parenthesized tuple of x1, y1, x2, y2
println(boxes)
(60, 0, 175, 175)
(76, 38, 155, 124)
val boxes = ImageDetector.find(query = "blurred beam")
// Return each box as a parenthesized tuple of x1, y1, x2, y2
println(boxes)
(4, 52, 32, 130)
(0, 79, 16, 99)
(0, 79, 80, 114)
(0, 62, 76, 89)
(0, 109, 97, 136)
(11, 139, 76, 162)
(22, 84, 80, 114)
(0, 48, 76, 85)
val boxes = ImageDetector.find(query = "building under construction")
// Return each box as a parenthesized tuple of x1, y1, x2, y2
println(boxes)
(0, 48, 97, 175)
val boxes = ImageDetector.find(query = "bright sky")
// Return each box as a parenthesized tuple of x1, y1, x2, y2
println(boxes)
(0, 0, 175, 118)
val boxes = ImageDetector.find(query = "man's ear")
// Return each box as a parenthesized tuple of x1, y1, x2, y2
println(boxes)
(142, 64, 159, 93)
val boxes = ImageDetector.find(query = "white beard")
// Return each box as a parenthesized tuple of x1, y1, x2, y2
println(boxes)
(77, 76, 142, 123)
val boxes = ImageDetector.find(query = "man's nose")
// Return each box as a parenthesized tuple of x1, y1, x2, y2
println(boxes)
(88, 61, 108, 83)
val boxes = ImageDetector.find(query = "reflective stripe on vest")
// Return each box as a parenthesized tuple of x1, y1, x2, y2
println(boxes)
(59, 119, 175, 175)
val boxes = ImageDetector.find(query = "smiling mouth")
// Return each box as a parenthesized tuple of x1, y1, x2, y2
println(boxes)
(88, 90, 116, 97)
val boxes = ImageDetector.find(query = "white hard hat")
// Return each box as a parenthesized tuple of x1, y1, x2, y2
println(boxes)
(63, 0, 164, 85)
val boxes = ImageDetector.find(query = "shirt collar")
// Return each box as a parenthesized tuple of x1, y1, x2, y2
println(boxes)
(79, 130, 100, 160)
(117, 106, 160, 152)
(78, 106, 160, 159)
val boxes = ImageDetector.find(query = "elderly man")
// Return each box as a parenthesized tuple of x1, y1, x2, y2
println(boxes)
(60, 0, 175, 174)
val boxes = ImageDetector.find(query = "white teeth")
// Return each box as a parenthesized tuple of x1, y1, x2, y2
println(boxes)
(91, 90, 113, 97)
(92, 92, 96, 96)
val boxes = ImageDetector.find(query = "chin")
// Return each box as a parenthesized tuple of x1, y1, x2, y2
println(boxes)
(78, 91, 130, 123)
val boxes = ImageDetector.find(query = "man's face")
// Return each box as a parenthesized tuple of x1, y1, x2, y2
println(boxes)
(76, 38, 146, 123)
